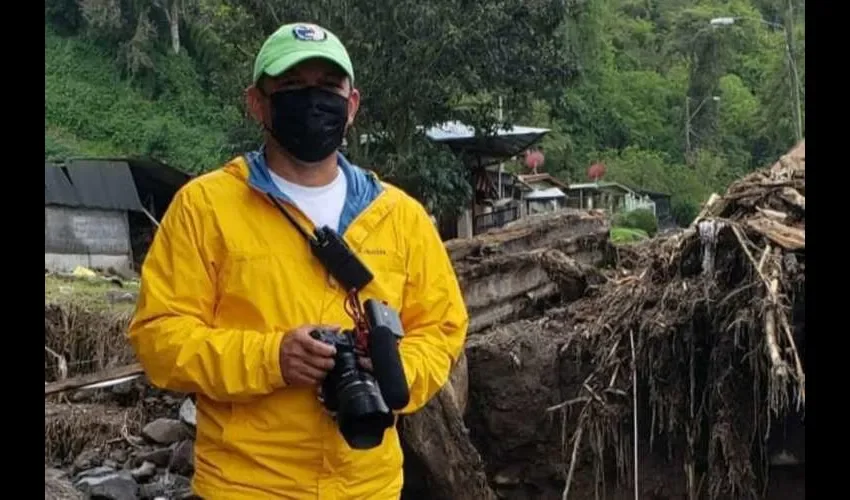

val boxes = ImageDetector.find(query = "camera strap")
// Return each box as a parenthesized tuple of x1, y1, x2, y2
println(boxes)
(265, 192, 375, 294)
(266, 193, 317, 245)
(267, 193, 371, 344)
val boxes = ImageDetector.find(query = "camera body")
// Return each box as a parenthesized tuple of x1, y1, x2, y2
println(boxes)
(310, 299, 410, 450)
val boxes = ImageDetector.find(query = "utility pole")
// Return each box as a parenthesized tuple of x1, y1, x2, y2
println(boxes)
(497, 96, 504, 200)
(684, 95, 691, 157)
(684, 95, 719, 164)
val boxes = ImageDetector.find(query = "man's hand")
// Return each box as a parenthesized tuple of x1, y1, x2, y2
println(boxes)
(279, 325, 338, 387)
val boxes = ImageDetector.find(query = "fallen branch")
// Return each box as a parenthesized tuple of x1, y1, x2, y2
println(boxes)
(755, 207, 788, 222)
(690, 193, 721, 227)
(779, 187, 805, 211)
(745, 217, 805, 251)
(45, 363, 144, 396)
(562, 422, 585, 500)
(763, 277, 788, 378)
(630, 329, 639, 500)
(45, 346, 69, 382)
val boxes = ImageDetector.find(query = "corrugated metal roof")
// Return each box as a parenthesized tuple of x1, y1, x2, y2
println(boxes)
(424, 121, 550, 168)
(45, 160, 144, 212)
(525, 187, 566, 200)
(45, 163, 81, 206)
(424, 121, 550, 141)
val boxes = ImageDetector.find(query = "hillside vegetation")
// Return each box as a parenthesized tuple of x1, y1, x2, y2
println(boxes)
(45, 0, 804, 224)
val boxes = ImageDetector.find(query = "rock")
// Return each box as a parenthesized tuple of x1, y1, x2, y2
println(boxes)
(169, 440, 194, 476)
(130, 461, 157, 482)
(492, 464, 524, 486)
(103, 459, 119, 469)
(105, 290, 138, 304)
(125, 434, 147, 448)
(108, 448, 129, 465)
(163, 394, 181, 406)
(141, 418, 191, 445)
(179, 398, 197, 427)
(74, 466, 116, 482)
(109, 379, 137, 396)
(46, 467, 83, 500)
(139, 474, 191, 499)
(72, 449, 102, 474)
(131, 448, 172, 468)
(46, 468, 68, 480)
(74, 470, 138, 500)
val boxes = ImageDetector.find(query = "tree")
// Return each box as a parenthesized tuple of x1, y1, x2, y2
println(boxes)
(218, 0, 578, 215)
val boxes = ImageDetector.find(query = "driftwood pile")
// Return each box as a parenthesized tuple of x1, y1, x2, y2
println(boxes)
(554, 141, 805, 499)
(410, 142, 805, 500)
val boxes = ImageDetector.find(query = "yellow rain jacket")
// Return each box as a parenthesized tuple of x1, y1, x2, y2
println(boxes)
(128, 149, 468, 499)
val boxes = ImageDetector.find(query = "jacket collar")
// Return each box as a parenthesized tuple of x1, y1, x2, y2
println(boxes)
(242, 145, 385, 235)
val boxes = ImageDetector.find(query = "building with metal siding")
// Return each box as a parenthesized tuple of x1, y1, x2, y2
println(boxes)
(44, 158, 191, 273)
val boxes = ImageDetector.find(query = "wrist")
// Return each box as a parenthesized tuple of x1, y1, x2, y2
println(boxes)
(265, 330, 288, 389)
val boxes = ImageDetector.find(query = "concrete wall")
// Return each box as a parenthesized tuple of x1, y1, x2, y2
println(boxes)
(44, 206, 132, 272)
(456, 209, 473, 239)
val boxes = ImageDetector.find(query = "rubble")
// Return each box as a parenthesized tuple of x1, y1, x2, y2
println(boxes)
(450, 209, 610, 335)
(46, 396, 194, 500)
(74, 468, 139, 500)
(141, 419, 192, 446)
(44, 143, 805, 500)
(457, 141, 806, 499)
(45, 468, 83, 500)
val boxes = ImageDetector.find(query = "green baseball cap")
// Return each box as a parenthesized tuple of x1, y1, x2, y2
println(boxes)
(252, 23, 354, 85)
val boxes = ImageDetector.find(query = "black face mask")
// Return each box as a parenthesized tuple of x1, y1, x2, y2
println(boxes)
(266, 87, 349, 164)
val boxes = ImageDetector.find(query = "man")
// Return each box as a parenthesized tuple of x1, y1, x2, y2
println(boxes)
(128, 22, 468, 499)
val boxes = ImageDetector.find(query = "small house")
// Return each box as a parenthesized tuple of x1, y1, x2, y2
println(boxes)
(565, 181, 659, 215)
(633, 188, 675, 227)
(45, 158, 191, 273)
(424, 121, 550, 239)
(516, 173, 570, 215)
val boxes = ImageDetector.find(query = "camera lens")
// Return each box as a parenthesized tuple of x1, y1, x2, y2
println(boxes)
(320, 332, 395, 450)
(336, 377, 394, 449)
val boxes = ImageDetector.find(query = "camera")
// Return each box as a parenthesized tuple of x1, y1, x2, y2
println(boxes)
(310, 299, 410, 450)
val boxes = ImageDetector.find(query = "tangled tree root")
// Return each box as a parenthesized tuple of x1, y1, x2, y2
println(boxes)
(550, 141, 805, 499)
(45, 302, 134, 383)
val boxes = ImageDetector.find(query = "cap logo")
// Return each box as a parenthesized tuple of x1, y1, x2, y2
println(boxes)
(292, 25, 327, 42)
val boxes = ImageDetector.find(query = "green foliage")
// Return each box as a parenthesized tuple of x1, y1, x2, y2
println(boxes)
(610, 226, 649, 245)
(45, 27, 240, 173)
(355, 137, 472, 219)
(613, 208, 658, 237)
(43, 0, 805, 219)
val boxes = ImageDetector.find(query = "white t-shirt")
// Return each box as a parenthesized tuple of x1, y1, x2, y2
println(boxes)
(269, 167, 348, 232)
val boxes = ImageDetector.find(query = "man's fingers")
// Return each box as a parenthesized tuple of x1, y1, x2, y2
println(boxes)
(288, 360, 325, 386)
(302, 337, 337, 357)
(286, 341, 334, 371)
(293, 326, 338, 357)
(304, 355, 336, 372)
(289, 373, 320, 387)
(280, 325, 341, 387)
